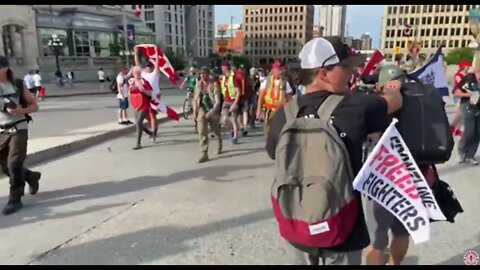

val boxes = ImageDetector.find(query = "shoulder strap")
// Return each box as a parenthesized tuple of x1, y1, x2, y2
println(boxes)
(317, 95, 344, 124)
(283, 95, 300, 123)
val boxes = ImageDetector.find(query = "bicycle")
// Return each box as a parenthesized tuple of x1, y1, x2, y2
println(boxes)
(182, 87, 194, 120)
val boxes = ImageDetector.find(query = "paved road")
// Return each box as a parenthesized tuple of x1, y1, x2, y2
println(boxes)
(30, 90, 186, 139)
(0, 120, 478, 265)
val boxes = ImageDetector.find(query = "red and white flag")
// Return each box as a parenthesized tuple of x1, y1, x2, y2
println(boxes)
(362, 50, 385, 77)
(134, 5, 143, 17)
(134, 44, 180, 121)
(137, 44, 177, 85)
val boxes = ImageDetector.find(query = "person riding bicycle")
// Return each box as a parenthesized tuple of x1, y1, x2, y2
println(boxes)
(180, 67, 198, 95)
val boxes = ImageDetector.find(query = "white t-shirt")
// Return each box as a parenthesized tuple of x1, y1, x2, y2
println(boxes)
(33, 74, 42, 87)
(116, 73, 129, 99)
(260, 78, 293, 94)
(24, 74, 35, 89)
(98, 70, 105, 80)
(141, 69, 161, 94)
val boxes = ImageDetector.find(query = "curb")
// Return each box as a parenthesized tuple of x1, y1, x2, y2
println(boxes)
(45, 87, 179, 98)
(24, 113, 182, 167)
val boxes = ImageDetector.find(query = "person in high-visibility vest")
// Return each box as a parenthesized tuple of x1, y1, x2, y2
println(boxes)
(256, 61, 294, 136)
(219, 62, 241, 144)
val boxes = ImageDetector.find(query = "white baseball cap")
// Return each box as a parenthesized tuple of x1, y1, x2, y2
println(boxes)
(299, 37, 367, 69)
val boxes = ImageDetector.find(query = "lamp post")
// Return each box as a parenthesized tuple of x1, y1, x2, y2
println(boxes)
(48, 34, 63, 72)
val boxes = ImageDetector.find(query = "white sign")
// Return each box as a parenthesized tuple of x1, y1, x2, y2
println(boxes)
(353, 119, 446, 244)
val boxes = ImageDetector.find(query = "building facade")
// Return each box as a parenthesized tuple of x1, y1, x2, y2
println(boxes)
(319, 5, 347, 37)
(136, 5, 214, 58)
(215, 24, 244, 54)
(243, 5, 314, 65)
(1, 5, 155, 81)
(361, 33, 373, 50)
(381, 5, 480, 60)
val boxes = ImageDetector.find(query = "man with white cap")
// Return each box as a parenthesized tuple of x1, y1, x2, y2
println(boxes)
(265, 37, 403, 265)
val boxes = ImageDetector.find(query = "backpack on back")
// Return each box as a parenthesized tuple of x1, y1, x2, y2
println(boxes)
(396, 80, 454, 164)
(271, 95, 359, 248)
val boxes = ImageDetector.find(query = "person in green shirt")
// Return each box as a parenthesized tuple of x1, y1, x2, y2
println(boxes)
(180, 67, 198, 93)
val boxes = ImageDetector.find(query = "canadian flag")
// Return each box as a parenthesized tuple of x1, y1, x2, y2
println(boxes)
(135, 44, 180, 121)
(136, 44, 178, 85)
(403, 24, 413, 37)
(362, 50, 385, 77)
(134, 5, 142, 17)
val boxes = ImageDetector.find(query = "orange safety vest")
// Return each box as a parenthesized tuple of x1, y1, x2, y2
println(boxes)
(264, 75, 286, 111)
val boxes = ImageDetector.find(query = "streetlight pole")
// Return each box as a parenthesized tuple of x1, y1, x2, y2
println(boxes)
(48, 34, 63, 71)
(121, 5, 130, 67)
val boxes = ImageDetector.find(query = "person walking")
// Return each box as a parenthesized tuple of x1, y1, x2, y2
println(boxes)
(219, 62, 241, 144)
(0, 56, 42, 215)
(32, 69, 42, 100)
(116, 64, 132, 125)
(451, 61, 472, 137)
(23, 70, 36, 95)
(193, 67, 223, 163)
(98, 67, 106, 91)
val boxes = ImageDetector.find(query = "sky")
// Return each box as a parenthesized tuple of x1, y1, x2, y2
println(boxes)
(215, 5, 385, 49)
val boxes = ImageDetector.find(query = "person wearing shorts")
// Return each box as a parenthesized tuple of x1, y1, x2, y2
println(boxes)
(219, 62, 241, 144)
(364, 197, 410, 265)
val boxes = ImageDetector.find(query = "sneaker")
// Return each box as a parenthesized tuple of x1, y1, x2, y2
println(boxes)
(231, 137, 239, 145)
(118, 121, 125, 125)
(151, 135, 157, 143)
(133, 144, 142, 150)
(458, 154, 466, 164)
(466, 158, 479, 165)
(125, 120, 133, 125)
(242, 128, 248, 136)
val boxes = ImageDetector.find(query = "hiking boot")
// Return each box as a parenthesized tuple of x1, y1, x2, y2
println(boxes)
(2, 196, 23, 215)
(133, 144, 143, 150)
(26, 171, 41, 195)
(466, 158, 479, 166)
(198, 153, 209, 163)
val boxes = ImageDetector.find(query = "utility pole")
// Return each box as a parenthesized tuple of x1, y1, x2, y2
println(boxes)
(121, 5, 130, 67)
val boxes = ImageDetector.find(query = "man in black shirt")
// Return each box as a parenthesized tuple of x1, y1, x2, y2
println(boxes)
(266, 37, 403, 265)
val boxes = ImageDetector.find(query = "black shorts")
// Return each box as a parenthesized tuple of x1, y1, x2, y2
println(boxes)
(238, 100, 251, 114)
(29, 87, 37, 94)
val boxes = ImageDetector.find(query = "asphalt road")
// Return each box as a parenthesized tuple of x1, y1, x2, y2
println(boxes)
(30, 90, 187, 139)
(0, 120, 478, 265)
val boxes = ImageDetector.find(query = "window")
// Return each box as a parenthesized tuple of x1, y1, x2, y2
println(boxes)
(146, 23, 156, 32)
(73, 31, 90, 56)
(393, 6, 397, 13)
(166, 24, 172, 34)
(174, 5, 177, 12)
(452, 16, 457, 24)
(439, 17, 444, 24)
(39, 28, 69, 56)
(454, 40, 459, 47)
(175, 14, 178, 23)
(444, 28, 448, 36)
(144, 5, 153, 9)
(180, 26, 184, 35)
(415, 18, 419, 25)
(412, 5, 416, 13)
(165, 12, 171, 22)
(427, 17, 432, 24)
(389, 41, 394, 48)
(166, 35, 172, 45)
(445, 17, 449, 24)
(384, 41, 389, 49)
(456, 28, 461, 35)
(449, 40, 453, 47)
(422, 17, 426, 24)
(433, 29, 437, 36)
(166, 5, 171, 10)
(464, 28, 469, 35)
(144, 11, 154, 21)
(434, 17, 439, 24)
(176, 36, 178, 46)
(388, 6, 392, 14)
(399, 6, 404, 14)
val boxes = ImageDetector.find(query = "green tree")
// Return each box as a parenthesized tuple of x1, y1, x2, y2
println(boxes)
(444, 48, 474, 65)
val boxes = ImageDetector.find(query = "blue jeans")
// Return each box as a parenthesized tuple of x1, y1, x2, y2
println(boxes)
(458, 103, 480, 159)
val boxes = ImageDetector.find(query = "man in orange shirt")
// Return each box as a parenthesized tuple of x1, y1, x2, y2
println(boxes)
(256, 61, 294, 136)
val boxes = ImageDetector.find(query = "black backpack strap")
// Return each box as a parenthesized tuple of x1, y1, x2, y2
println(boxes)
(283, 95, 300, 123)
(317, 94, 344, 124)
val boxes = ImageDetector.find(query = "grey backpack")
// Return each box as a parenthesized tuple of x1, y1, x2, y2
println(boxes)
(271, 95, 360, 247)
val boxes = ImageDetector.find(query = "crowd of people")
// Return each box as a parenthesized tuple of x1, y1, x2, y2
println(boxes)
(0, 34, 476, 266)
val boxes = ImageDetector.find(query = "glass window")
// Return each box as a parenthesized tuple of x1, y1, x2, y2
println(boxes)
(73, 31, 90, 56)
(39, 28, 69, 56)
(144, 11, 154, 21)
(92, 31, 113, 57)
(166, 35, 172, 45)
(146, 23, 156, 32)
(144, 5, 153, 9)
(166, 24, 172, 34)
(165, 12, 171, 22)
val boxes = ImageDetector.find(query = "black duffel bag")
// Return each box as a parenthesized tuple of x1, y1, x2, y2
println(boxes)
(430, 165, 464, 223)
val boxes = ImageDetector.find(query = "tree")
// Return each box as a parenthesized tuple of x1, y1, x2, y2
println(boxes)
(444, 48, 474, 65)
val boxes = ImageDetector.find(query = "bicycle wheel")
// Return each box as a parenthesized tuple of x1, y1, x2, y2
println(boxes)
(183, 98, 192, 119)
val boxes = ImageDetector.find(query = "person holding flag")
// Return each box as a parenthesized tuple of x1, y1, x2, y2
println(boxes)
(451, 60, 472, 137)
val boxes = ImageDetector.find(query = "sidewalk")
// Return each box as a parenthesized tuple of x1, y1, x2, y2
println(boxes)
(42, 81, 180, 98)
(25, 106, 183, 167)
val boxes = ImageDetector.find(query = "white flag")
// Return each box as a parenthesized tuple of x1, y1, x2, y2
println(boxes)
(353, 119, 446, 244)
(409, 47, 449, 96)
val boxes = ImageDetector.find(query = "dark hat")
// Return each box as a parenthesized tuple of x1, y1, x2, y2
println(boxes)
(0, 56, 10, 69)
(299, 37, 367, 69)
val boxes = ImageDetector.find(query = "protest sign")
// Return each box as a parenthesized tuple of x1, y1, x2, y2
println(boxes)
(353, 119, 446, 244)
